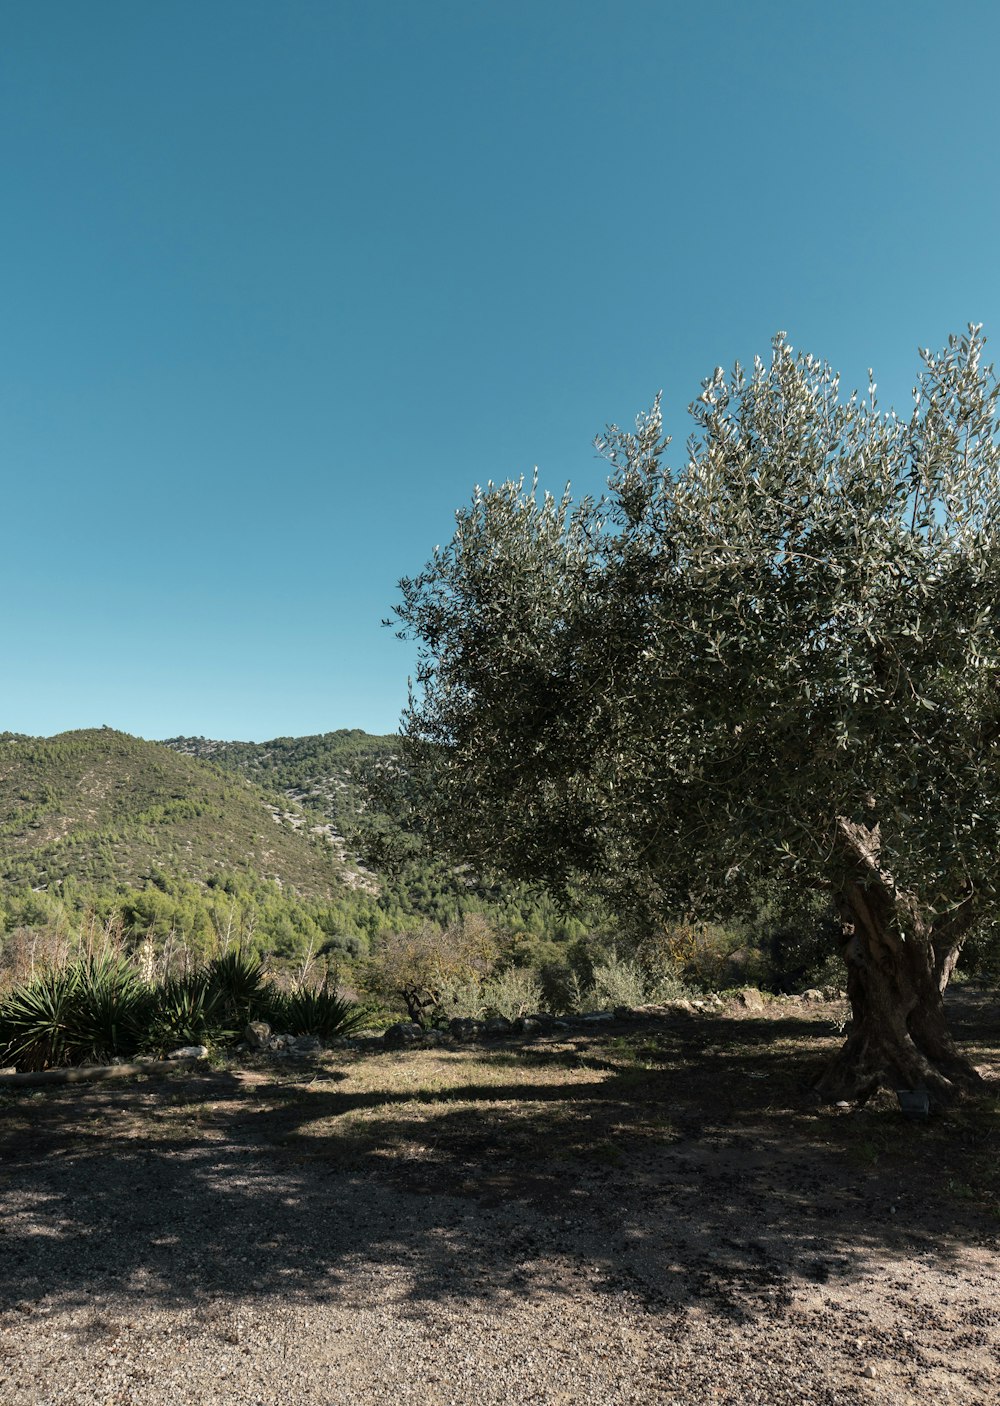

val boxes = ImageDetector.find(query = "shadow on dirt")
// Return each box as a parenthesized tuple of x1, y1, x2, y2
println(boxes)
(1, 991, 997, 1327)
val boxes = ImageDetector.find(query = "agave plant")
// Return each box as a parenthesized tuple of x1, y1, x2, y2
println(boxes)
(276, 984, 367, 1040)
(0, 955, 152, 1070)
(0, 966, 80, 1071)
(64, 953, 149, 1064)
(205, 947, 265, 1025)
(142, 971, 226, 1052)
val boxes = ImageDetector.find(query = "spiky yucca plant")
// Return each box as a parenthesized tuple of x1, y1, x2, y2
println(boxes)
(275, 985, 367, 1040)
(141, 971, 226, 1052)
(65, 954, 148, 1064)
(0, 966, 80, 1071)
(205, 947, 265, 1025)
(0, 956, 148, 1070)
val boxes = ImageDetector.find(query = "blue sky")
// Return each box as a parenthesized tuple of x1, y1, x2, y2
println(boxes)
(2, 1, 998, 740)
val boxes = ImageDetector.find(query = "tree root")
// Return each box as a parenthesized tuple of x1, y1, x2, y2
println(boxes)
(814, 1026, 983, 1110)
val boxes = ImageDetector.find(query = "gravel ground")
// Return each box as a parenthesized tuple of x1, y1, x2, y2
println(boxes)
(2, 995, 998, 1406)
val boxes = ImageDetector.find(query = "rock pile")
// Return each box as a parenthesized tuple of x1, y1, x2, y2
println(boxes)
(237, 987, 842, 1058)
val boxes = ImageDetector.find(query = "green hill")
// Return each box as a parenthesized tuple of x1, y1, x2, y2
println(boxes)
(162, 729, 397, 832)
(159, 730, 603, 942)
(0, 728, 357, 897)
(0, 728, 602, 976)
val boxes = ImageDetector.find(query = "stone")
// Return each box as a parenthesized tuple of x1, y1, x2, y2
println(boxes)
(737, 987, 765, 1013)
(513, 1016, 542, 1036)
(580, 1011, 615, 1023)
(245, 1021, 271, 1051)
(449, 1017, 484, 1039)
(484, 1017, 514, 1036)
(801, 988, 826, 1002)
(382, 1021, 425, 1049)
(862, 1364, 878, 1380)
(286, 1034, 322, 1054)
(266, 1034, 288, 1053)
(896, 1088, 930, 1119)
(167, 1045, 208, 1060)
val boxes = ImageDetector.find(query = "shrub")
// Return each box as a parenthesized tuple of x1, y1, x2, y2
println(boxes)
(433, 977, 487, 1021)
(270, 984, 367, 1039)
(0, 923, 73, 993)
(141, 971, 227, 1052)
(534, 958, 575, 1014)
(0, 966, 80, 1070)
(362, 914, 503, 1016)
(480, 965, 542, 1020)
(636, 922, 744, 992)
(64, 954, 149, 1064)
(648, 969, 694, 1002)
(0, 954, 149, 1069)
(205, 947, 265, 1023)
(735, 888, 842, 993)
(584, 952, 649, 1011)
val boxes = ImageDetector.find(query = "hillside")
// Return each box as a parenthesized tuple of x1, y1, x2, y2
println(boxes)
(0, 728, 601, 968)
(162, 729, 397, 833)
(0, 728, 354, 899)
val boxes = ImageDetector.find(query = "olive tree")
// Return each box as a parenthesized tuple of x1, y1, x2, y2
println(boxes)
(394, 328, 1000, 1106)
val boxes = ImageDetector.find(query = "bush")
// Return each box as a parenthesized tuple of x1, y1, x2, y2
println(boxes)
(534, 958, 576, 1013)
(736, 888, 843, 993)
(0, 946, 279, 1068)
(0, 966, 81, 1070)
(0, 923, 73, 992)
(648, 969, 694, 1002)
(0, 955, 149, 1069)
(205, 947, 265, 1025)
(479, 966, 542, 1020)
(635, 922, 744, 992)
(960, 918, 1000, 984)
(65, 954, 149, 1063)
(584, 952, 649, 1010)
(362, 915, 503, 1016)
(141, 971, 227, 1053)
(270, 984, 367, 1039)
(433, 977, 487, 1021)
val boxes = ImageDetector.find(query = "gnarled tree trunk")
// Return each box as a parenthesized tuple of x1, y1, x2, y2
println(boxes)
(814, 823, 983, 1109)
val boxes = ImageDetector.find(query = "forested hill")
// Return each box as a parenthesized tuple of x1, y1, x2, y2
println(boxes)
(161, 729, 398, 832)
(0, 728, 355, 899)
(0, 727, 599, 965)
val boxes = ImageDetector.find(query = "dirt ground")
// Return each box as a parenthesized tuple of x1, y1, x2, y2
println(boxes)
(1, 990, 998, 1405)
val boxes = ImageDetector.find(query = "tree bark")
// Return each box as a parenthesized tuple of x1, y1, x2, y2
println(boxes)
(814, 861, 983, 1109)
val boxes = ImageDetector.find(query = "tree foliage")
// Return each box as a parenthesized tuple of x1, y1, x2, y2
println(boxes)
(395, 328, 1000, 1103)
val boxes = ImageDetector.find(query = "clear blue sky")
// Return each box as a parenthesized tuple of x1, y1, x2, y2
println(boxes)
(2, 1, 998, 741)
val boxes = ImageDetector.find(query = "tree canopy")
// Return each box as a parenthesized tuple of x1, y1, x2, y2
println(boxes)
(395, 328, 1000, 1106)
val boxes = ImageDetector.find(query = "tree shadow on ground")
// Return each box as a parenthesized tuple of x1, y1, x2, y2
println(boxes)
(1, 991, 997, 1330)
